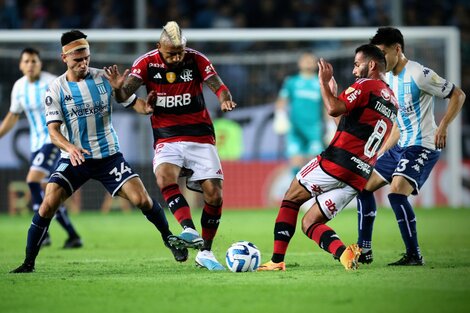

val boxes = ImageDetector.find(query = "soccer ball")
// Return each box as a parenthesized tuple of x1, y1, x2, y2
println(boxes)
(225, 241, 261, 272)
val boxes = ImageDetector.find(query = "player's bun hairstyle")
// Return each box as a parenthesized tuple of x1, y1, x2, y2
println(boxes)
(61, 30, 87, 47)
(370, 27, 405, 53)
(161, 21, 187, 47)
(355, 44, 387, 72)
(20, 47, 40, 60)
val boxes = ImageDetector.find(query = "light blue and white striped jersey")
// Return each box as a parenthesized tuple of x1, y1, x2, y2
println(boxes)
(385, 60, 454, 150)
(44, 67, 120, 159)
(10, 71, 56, 152)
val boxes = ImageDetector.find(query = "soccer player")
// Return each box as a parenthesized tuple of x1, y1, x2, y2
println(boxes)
(356, 27, 466, 266)
(0, 47, 82, 249)
(273, 52, 327, 177)
(258, 44, 398, 271)
(10, 30, 187, 274)
(111, 21, 236, 271)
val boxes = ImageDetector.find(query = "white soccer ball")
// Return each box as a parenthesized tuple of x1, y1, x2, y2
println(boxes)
(225, 241, 261, 272)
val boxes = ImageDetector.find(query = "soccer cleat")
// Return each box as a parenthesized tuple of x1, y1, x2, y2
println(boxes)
(388, 253, 424, 266)
(167, 228, 204, 250)
(10, 262, 35, 273)
(164, 240, 189, 262)
(340, 244, 362, 270)
(257, 260, 286, 271)
(63, 237, 83, 249)
(195, 250, 225, 271)
(358, 249, 373, 264)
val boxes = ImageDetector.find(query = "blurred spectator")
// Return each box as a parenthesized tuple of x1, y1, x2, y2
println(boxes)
(22, 0, 48, 29)
(0, 0, 20, 28)
(58, 2, 83, 29)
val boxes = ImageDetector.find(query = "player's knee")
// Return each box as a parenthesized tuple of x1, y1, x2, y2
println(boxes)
(129, 193, 152, 210)
(38, 200, 59, 218)
(301, 215, 312, 234)
(204, 192, 223, 206)
(204, 189, 222, 206)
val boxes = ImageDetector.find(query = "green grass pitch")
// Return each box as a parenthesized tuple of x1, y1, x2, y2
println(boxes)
(1, 208, 469, 313)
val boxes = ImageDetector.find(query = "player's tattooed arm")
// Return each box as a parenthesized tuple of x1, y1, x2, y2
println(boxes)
(113, 76, 143, 103)
(205, 75, 236, 112)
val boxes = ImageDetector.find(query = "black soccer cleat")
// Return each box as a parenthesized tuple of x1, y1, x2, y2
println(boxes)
(358, 250, 373, 264)
(388, 253, 424, 266)
(63, 237, 83, 249)
(10, 262, 35, 273)
(165, 241, 189, 263)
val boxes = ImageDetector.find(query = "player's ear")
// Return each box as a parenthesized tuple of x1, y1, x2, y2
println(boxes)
(395, 43, 401, 54)
(61, 53, 67, 64)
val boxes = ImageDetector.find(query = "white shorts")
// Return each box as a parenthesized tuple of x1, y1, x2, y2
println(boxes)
(152, 142, 223, 192)
(296, 156, 358, 220)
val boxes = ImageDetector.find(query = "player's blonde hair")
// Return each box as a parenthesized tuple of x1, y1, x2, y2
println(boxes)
(161, 21, 187, 47)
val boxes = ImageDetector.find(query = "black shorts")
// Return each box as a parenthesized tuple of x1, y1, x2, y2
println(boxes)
(49, 152, 139, 196)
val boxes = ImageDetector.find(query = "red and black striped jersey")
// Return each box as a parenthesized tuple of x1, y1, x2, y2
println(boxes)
(320, 78, 398, 191)
(130, 48, 217, 146)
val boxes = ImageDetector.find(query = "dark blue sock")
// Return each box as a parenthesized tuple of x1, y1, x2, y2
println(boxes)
(25, 212, 52, 264)
(55, 206, 80, 239)
(28, 182, 43, 212)
(142, 198, 172, 240)
(388, 193, 421, 256)
(357, 189, 377, 250)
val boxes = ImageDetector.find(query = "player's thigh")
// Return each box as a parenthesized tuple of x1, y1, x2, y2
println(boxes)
(40, 182, 71, 218)
(286, 132, 302, 158)
(117, 177, 151, 207)
(29, 144, 60, 180)
(93, 153, 140, 197)
(364, 170, 388, 192)
(49, 158, 89, 196)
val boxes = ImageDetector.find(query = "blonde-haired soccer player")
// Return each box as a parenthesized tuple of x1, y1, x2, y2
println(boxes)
(110, 21, 237, 270)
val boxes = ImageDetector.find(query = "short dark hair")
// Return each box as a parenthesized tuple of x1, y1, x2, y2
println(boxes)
(20, 47, 40, 60)
(355, 44, 387, 72)
(61, 30, 87, 46)
(370, 27, 405, 52)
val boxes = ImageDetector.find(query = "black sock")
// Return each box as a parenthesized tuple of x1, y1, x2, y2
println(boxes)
(142, 198, 172, 241)
(25, 212, 52, 265)
(388, 193, 421, 256)
(357, 189, 377, 251)
(55, 206, 80, 239)
(27, 182, 43, 212)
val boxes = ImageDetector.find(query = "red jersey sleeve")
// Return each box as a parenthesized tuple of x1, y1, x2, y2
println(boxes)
(130, 52, 150, 82)
(338, 79, 369, 113)
(192, 49, 217, 81)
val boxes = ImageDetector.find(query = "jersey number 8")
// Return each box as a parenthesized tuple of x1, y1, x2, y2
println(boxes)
(364, 119, 387, 158)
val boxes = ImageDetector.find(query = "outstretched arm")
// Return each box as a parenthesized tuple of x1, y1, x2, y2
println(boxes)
(0, 112, 20, 138)
(103, 65, 143, 102)
(435, 86, 466, 149)
(318, 58, 347, 117)
(205, 75, 237, 112)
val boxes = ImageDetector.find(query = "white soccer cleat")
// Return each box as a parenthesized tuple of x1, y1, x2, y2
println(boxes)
(195, 250, 225, 271)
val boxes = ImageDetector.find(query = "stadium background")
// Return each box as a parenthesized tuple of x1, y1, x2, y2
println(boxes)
(0, 0, 469, 213)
